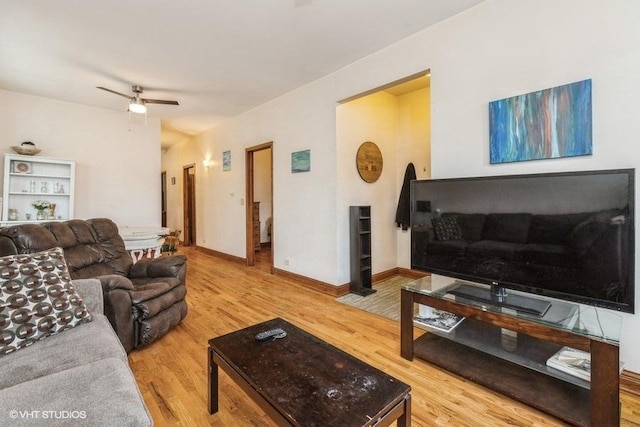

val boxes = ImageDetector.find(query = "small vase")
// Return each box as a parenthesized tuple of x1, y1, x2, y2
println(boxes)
(36, 210, 45, 220)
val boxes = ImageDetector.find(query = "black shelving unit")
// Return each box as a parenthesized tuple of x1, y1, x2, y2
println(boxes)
(349, 206, 376, 296)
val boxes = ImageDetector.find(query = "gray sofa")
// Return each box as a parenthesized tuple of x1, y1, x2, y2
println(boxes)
(0, 278, 152, 426)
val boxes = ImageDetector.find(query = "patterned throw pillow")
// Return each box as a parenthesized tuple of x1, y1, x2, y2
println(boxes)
(432, 216, 463, 241)
(0, 247, 92, 356)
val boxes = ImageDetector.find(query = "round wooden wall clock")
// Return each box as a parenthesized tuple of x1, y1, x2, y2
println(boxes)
(356, 141, 383, 183)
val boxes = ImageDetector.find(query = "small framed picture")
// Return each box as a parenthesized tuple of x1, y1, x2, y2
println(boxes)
(223, 150, 231, 171)
(291, 149, 310, 173)
(13, 161, 32, 174)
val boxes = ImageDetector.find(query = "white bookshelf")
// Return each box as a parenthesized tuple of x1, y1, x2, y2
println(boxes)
(2, 154, 76, 224)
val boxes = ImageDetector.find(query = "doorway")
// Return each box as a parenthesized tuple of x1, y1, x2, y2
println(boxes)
(183, 164, 196, 246)
(245, 142, 273, 271)
(161, 171, 167, 227)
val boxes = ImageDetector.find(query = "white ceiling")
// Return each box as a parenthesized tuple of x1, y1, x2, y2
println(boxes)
(0, 0, 482, 147)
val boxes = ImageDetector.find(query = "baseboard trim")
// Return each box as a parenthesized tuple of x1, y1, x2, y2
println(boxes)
(195, 246, 246, 264)
(372, 268, 401, 283)
(373, 267, 429, 282)
(274, 268, 348, 297)
(397, 267, 430, 279)
(193, 248, 428, 298)
(621, 369, 640, 396)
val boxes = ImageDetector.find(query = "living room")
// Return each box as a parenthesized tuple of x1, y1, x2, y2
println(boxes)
(2, 0, 640, 425)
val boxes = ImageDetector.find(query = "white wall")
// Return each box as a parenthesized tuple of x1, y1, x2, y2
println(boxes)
(419, 0, 640, 371)
(0, 90, 161, 227)
(334, 88, 429, 274)
(396, 87, 430, 268)
(163, 0, 640, 370)
(336, 92, 400, 277)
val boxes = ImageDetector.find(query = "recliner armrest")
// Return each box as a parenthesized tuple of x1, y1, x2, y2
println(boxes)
(129, 255, 187, 279)
(97, 274, 135, 292)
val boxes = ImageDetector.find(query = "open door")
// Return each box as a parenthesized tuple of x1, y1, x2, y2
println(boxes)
(183, 164, 196, 246)
(245, 142, 273, 271)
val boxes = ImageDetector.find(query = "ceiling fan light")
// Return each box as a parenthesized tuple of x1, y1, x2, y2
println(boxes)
(129, 99, 147, 114)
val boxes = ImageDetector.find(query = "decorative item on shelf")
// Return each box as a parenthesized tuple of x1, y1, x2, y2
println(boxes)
(48, 203, 56, 220)
(32, 200, 50, 220)
(25, 213, 32, 221)
(13, 161, 32, 174)
(10, 141, 42, 156)
(40, 182, 48, 193)
(29, 180, 36, 193)
(8, 208, 19, 221)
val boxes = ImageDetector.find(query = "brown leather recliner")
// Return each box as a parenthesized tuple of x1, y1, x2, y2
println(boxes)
(0, 218, 187, 353)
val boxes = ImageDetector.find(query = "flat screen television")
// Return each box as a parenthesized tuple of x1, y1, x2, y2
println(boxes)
(410, 169, 635, 314)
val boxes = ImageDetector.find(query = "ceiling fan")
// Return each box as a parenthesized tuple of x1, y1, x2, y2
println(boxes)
(96, 85, 179, 114)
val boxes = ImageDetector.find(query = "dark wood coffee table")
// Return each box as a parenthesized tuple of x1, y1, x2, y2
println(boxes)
(208, 318, 411, 426)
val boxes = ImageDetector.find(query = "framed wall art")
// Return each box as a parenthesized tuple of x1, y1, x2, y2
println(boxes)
(489, 79, 592, 164)
(291, 149, 310, 173)
(223, 150, 231, 171)
(356, 141, 383, 183)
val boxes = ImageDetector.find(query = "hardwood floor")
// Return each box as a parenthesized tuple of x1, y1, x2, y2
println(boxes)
(128, 247, 640, 426)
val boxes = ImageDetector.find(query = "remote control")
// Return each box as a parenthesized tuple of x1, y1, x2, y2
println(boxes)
(255, 328, 287, 341)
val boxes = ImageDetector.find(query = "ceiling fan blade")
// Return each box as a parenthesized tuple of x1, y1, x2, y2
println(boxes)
(96, 86, 133, 99)
(142, 98, 179, 106)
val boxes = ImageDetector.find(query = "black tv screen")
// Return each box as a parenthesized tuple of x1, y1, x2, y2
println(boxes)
(410, 169, 635, 313)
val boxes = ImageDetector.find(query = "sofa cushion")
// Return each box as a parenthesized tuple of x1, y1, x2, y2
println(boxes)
(445, 213, 486, 241)
(0, 248, 92, 357)
(0, 357, 152, 427)
(431, 217, 462, 241)
(466, 240, 524, 260)
(482, 214, 532, 243)
(427, 240, 469, 257)
(516, 244, 579, 268)
(528, 213, 590, 245)
(0, 314, 125, 389)
(571, 217, 610, 256)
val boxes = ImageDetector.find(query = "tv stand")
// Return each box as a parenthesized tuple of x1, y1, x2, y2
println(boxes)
(447, 282, 551, 316)
(401, 278, 621, 427)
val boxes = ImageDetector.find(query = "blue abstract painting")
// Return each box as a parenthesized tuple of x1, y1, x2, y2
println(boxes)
(489, 79, 592, 164)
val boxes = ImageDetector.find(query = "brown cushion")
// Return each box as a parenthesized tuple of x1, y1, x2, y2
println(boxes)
(431, 217, 462, 241)
(482, 214, 532, 243)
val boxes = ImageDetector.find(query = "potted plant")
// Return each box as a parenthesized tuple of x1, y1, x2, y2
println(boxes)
(32, 200, 50, 220)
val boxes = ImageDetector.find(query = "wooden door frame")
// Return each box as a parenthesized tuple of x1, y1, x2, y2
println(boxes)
(183, 164, 196, 246)
(245, 142, 273, 270)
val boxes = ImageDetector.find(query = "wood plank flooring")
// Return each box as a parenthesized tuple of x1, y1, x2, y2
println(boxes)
(128, 247, 640, 426)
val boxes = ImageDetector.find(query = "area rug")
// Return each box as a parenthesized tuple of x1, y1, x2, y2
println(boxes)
(336, 276, 416, 321)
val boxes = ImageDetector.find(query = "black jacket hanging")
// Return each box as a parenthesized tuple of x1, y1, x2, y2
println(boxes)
(395, 163, 416, 230)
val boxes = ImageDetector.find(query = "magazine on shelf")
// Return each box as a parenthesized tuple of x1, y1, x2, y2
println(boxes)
(546, 346, 625, 382)
(546, 346, 592, 381)
(413, 309, 465, 333)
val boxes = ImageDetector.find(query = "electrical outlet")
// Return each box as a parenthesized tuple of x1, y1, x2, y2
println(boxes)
(284, 258, 290, 266)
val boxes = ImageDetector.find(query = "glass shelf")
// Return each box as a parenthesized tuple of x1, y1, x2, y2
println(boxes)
(404, 276, 622, 344)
